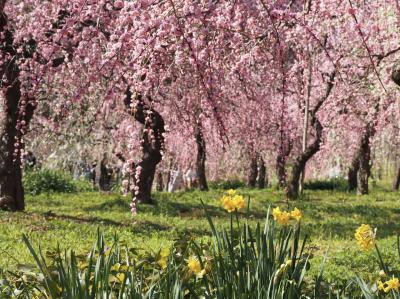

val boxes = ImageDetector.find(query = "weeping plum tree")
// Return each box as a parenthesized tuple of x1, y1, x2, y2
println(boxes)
(1, 0, 400, 213)
(124, 90, 165, 204)
(0, 0, 227, 212)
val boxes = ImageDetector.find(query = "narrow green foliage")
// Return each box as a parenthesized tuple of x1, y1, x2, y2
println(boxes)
(1, 206, 328, 298)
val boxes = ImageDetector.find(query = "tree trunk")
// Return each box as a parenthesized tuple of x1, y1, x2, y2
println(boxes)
(258, 157, 267, 189)
(99, 154, 112, 191)
(393, 166, 400, 191)
(156, 171, 164, 192)
(357, 126, 373, 195)
(124, 90, 165, 204)
(0, 83, 25, 211)
(348, 155, 359, 191)
(287, 71, 335, 199)
(287, 118, 323, 199)
(276, 140, 293, 189)
(276, 153, 287, 188)
(195, 122, 208, 191)
(247, 154, 258, 188)
(0, 11, 25, 211)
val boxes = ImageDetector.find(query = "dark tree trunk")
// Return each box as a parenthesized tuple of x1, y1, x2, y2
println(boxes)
(287, 71, 335, 199)
(165, 171, 171, 192)
(391, 63, 400, 191)
(0, 82, 25, 211)
(258, 157, 267, 189)
(99, 155, 112, 191)
(247, 154, 258, 188)
(287, 119, 323, 199)
(357, 126, 373, 195)
(124, 90, 165, 204)
(348, 155, 359, 191)
(195, 122, 208, 191)
(276, 153, 287, 188)
(0, 11, 26, 211)
(276, 140, 293, 189)
(156, 172, 164, 192)
(393, 166, 400, 191)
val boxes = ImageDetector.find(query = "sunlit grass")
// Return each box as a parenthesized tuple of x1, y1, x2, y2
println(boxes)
(0, 181, 399, 287)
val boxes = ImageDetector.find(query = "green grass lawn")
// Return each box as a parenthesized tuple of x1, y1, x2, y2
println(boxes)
(1, 183, 400, 288)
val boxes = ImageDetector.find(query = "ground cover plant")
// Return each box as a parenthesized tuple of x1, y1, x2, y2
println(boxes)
(1, 182, 400, 297)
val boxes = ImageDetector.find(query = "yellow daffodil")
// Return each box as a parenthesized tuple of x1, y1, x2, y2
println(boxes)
(272, 207, 291, 226)
(222, 195, 236, 213)
(187, 256, 206, 278)
(278, 211, 291, 225)
(221, 190, 245, 212)
(377, 280, 385, 291)
(354, 224, 376, 251)
(232, 195, 245, 210)
(272, 207, 282, 219)
(290, 207, 302, 221)
(384, 277, 400, 293)
(226, 189, 236, 196)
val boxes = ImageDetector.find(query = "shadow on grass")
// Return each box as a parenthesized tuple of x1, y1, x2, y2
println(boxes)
(82, 195, 230, 219)
(84, 197, 130, 212)
(139, 200, 229, 218)
(28, 210, 213, 238)
(38, 210, 131, 227)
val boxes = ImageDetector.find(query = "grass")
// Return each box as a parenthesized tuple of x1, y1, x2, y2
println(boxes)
(0, 182, 399, 289)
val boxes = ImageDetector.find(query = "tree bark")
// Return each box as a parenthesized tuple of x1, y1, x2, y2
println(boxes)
(247, 153, 258, 188)
(124, 89, 165, 204)
(276, 152, 288, 188)
(393, 166, 400, 191)
(287, 71, 335, 199)
(348, 155, 359, 191)
(258, 157, 267, 189)
(156, 171, 164, 192)
(195, 122, 208, 191)
(357, 126, 373, 195)
(287, 118, 323, 199)
(0, 8, 70, 211)
(99, 154, 112, 191)
(0, 11, 25, 211)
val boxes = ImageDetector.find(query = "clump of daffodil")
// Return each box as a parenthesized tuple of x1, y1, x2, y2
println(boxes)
(221, 189, 245, 213)
(377, 276, 400, 293)
(187, 256, 206, 278)
(272, 207, 302, 226)
(354, 224, 376, 251)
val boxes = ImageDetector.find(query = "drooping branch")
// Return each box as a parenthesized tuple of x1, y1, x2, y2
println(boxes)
(124, 88, 165, 204)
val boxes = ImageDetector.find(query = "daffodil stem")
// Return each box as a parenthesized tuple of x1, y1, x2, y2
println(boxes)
(230, 213, 233, 242)
(235, 210, 240, 233)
